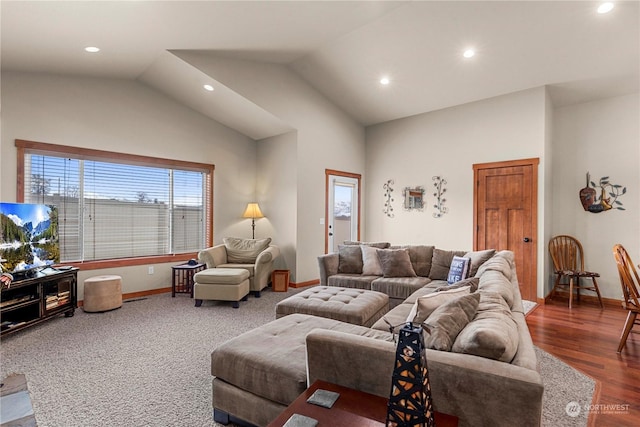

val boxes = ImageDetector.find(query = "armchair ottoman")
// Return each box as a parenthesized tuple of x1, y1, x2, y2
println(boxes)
(198, 238, 280, 297)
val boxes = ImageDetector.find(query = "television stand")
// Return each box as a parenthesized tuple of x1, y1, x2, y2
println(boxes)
(1, 268, 78, 337)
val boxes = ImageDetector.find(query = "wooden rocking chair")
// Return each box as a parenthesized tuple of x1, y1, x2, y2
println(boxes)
(548, 235, 604, 309)
(612, 244, 640, 353)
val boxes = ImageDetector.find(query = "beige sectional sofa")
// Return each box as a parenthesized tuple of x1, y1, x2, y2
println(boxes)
(210, 246, 543, 427)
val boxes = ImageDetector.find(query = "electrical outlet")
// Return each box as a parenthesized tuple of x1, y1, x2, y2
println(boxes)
(148, 266, 154, 275)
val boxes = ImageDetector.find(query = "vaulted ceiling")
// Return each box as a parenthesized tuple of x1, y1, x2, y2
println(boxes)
(2, 1, 638, 139)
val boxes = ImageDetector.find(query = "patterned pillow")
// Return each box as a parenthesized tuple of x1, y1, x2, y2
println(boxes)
(447, 256, 472, 284)
(223, 237, 271, 264)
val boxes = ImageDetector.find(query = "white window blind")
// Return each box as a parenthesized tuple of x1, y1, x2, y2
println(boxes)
(20, 144, 211, 263)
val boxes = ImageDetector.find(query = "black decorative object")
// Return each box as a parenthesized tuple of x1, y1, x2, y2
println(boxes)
(386, 323, 435, 427)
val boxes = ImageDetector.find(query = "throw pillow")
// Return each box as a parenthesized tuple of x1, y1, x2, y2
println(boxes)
(405, 286, 472, 324)
(361, 245, 383, 276)
(447, 255, 472, 284)
(423, 292, 480, 351)
(223, 237, 271, 264)
(434, 277, 479, 293)
(429, 249, 467, 280)
(451, 291, 519, 362)
(463, 249, 496, 277)
(377, 249, 417, 278)
(337, 245, 363, 274)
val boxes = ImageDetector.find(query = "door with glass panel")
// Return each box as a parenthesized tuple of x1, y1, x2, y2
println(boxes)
(325, 170, 361, 253)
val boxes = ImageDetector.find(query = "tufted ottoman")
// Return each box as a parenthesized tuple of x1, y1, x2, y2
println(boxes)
(275, 286, 389, 327)
(194, 268, 250, 308)
(83, 275, 122, 313)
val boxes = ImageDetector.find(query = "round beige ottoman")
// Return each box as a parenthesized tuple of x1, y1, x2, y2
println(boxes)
(83, 275, 122, 313)
(194, 268, 250, 309)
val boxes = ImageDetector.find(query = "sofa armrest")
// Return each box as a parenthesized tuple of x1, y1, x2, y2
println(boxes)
(306, 329, 543, 427)
(198, 244, 228, 268)
(253, 245, 280, 291)
(317, 253, 339, 286)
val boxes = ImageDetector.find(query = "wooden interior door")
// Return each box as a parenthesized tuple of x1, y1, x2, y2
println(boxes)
(473, 158, 539, 301)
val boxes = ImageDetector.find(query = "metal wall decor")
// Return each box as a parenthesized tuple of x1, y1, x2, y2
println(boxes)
(383, 179, 395, 218)
(579, 172, 626, 213)
(432, 176, 448, 218)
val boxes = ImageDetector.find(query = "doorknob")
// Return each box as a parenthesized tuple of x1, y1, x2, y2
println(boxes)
(523, 237, 531, 242)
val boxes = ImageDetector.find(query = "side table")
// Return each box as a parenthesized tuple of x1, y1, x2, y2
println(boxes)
(171, 263, 205, 297)
(267, 380, 458, 427)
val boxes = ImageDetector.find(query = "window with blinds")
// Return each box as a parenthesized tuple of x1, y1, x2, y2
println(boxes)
(16, 140, 213, 264)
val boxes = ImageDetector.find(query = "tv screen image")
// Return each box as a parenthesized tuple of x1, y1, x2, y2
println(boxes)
(0, 202, 59, 274)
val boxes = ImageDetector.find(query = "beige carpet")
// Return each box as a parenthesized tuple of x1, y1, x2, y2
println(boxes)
(0, 289, 594, 427)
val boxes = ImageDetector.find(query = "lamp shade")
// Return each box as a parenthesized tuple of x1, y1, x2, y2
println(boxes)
(242, 203, 264, 219)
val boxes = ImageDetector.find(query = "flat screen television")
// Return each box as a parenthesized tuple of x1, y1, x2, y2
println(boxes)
(0, 202, 59, 276)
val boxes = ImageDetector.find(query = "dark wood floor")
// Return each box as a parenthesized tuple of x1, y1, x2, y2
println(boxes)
(526, 298, 639, 427)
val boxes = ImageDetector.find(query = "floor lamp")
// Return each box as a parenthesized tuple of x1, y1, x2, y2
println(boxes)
(242, 203, 264, 239)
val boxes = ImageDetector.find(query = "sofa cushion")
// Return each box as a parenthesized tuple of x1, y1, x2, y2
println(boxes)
(405, 286, 473, 324)
(371, 277, 431, 301)
(447, 255, 472, 284)
(464, 249, 496, 277)
(361, 245, 384, 276)
(223, 237, 271, 264)
(337, 245, 363, 274)
(327, 274, 378, 290)
(344, 240, 391, 249)
(478, 270, 514, 308)
(423, 292, 480, 351)
(211, 314, 393, 406)
(377, 248, 417, 278)
(452, 291, 519, 362)
(429, 249, 467, 280)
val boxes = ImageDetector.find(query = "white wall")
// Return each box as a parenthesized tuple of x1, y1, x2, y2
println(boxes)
(257, 131, 298, 280)
(551, 93, 639, 299)
(1, 72, 257, 299)
(174, 54, 367, 282)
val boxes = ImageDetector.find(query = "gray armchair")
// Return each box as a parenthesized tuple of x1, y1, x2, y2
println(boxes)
(198, 239, 280, 297)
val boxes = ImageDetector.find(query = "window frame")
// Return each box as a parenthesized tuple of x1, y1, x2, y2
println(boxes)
(16, 139, 214, 271)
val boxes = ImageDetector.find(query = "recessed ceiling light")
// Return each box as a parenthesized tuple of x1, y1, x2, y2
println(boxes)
(203, 84, 214, 92)
(84, 46, 100, 53)
(380, 77, 390, 85)
(597, 2, 614, 14)
(463, 49, 475, 59)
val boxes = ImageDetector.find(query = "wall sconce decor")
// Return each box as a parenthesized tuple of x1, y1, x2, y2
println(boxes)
(383, 179, 395, 218)
(242, 203, 264, 238)
(432, 176, 448, 218)
(579, 172, 626, 213)
(386, 322, 435, 427)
